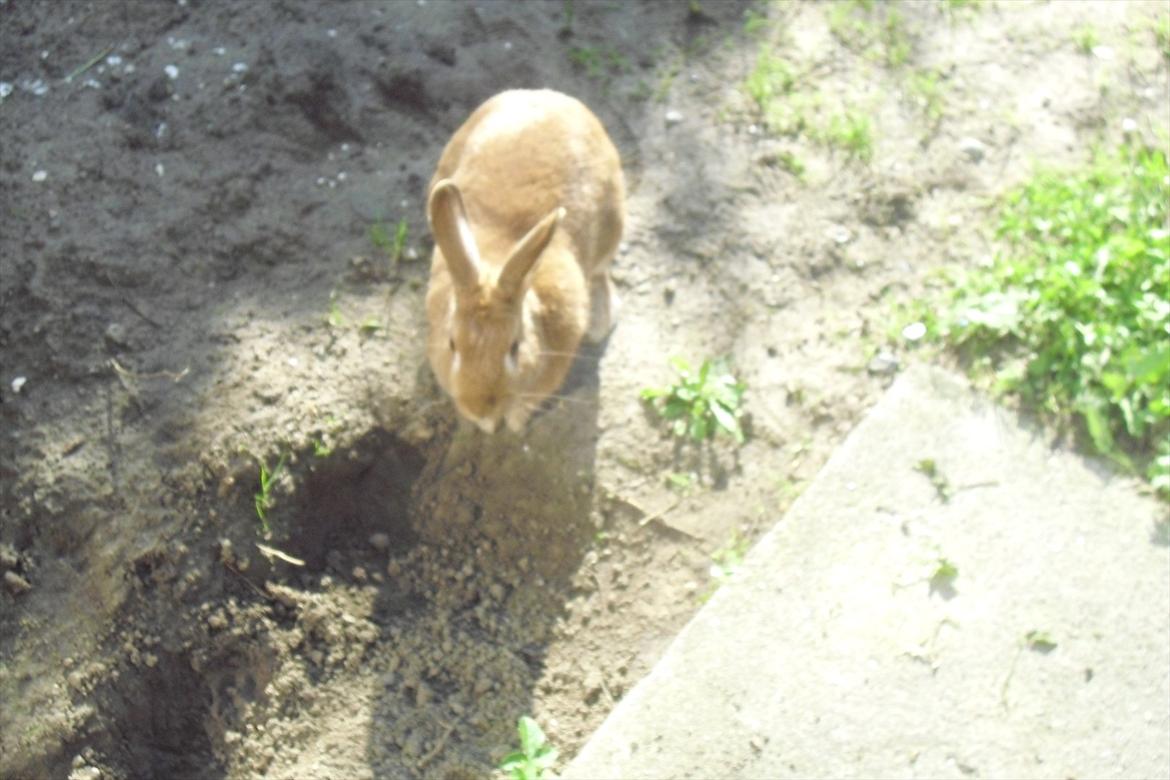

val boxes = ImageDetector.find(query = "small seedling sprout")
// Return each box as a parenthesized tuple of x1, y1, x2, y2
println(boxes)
(254, 453, 287, 534)
(499, 716, 558, 780)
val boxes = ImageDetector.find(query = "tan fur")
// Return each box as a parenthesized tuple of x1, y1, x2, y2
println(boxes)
(426, 90, 625, 433)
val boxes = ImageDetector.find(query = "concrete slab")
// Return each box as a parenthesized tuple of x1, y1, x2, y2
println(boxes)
(564, 365, 1170, 780)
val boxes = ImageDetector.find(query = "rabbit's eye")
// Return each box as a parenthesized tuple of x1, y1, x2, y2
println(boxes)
(509, 340, 519, 359)
(448, 337, 456, 352)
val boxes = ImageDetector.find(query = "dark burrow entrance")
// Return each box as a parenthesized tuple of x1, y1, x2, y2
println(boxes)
(68, 430, 430, 778)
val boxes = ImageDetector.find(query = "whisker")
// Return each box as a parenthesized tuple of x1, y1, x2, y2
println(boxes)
(537, 350, 603, 362)
(514, 393, 601, 407)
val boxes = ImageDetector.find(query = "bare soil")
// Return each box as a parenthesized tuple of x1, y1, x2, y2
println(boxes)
(2, 1, 1167, 778)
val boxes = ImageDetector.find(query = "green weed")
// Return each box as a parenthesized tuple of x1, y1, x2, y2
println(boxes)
(760, 148, 806, 179)
(908, 68, 946, 124)
(942, 0, 983, 13)
(499, 716, 557, 780)
(820, 111, 874, 162)
(829, 0, 912, 67)
(743, 7, 769, 36)
(745, 48, 797, 111)
(709, 530, 750, 584)
(568, 45, 629, 81)
(1073, 25, 1099, 55)
(326, 290, 345, 329)
(370, 218, 409, 268)
(930, 558, 959, 590)
(254, 453, 287, 534)
(1024, 630, 1057, 653)
(641, 357, 747, 444)
(666, 471, 697, 493)
(914, 458, 953, 502)
(1154, 14, 1170, 59)
(907, 142, 1170, 498)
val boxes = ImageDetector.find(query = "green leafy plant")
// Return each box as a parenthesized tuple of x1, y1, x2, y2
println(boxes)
(907, 68, 946, 125)
(1073, 24, 1099, 55)
(914, 458, 953, 502)
(254, 453, 288, 533)
(568, 45, 629, 82)
(325, 290, 346, 329)
(906, 142, 1170, 498)
(709, 530, 750, 584)
(641, 357, 746, 443)
(929, 558, 959, 594)
(499, 716, 557, 780)
(370, 218, 409, 268)
(743, 7, 769, 36)
(1154, 14, 1170, 59)
(819, 111, 874, 162)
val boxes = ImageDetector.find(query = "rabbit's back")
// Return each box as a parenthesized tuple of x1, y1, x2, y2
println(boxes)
(430, 89, 624, 273)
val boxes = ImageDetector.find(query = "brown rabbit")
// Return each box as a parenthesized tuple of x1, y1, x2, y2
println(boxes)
(425, 89, 625, 433)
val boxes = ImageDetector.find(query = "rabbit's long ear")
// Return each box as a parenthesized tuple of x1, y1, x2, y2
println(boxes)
(499, 207, 565, 296)
(427, 179, 481, 289)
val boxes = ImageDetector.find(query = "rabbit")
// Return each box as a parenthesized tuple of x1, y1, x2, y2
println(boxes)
(425, 89, 625, 433)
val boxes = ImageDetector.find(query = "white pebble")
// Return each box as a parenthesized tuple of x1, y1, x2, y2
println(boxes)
(107, 54, 123, 66)
(232, 62, 247, 73)
(327, 28, 338, 38)
(664, 109, 683, 125)
(336, 171, 347, 181)
(503, 40, 513, 51)
(901, 322, 927, 342)
(1121, 117, 1138, 135)
(164, 64, 179, 80)
(155, 163, 165, 177)
(958, 136, 986, 162)
(0, 82, 12, 99)
(31, 170, 47, 182)
(212, 46, 227, 56)
(825, 224, 852, 245)
(11, 377, 27, 393)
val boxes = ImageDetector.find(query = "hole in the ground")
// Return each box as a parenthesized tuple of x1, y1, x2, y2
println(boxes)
(286, 429, 425, 571)
(94, 650, 223, 779)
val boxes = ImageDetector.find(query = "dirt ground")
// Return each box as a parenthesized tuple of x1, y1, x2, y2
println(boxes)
(1, 1, 1167, 778)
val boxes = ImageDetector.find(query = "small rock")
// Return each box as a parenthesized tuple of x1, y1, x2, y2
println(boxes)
(867, 351, 900, 376)
(824, 224, 852, 245)
(4, 570, 31, 595)
(664, 109, 683, 125)
(32, 170, 47, 182)
(369, 532, 391, 552)
(253, 387, 283, 404)
(164, 64, 179, 80)
(104, 322, 129, 349)
(958, 137, 986, 163)
(6, 376, 21, 394)
(901, 321, 927, 342)
(68, 766, 102, 780)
